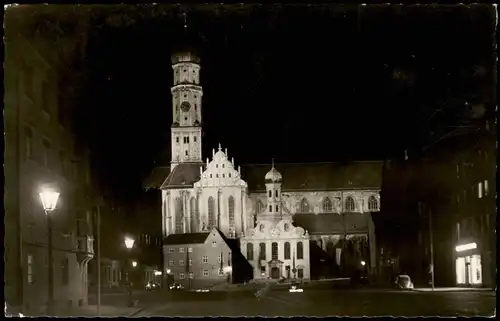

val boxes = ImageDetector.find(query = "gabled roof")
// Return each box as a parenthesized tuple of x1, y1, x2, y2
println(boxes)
(241, 161, 383, 192)
(160, 163, 204, 189)
(143, 166, 171, 190)
(163, 232, 210, 245)
(292, 213, 369, 235)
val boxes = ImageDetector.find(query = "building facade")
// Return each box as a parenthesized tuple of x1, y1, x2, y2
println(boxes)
(144, 50, 382, 283)
(4, 7, 94, 313)
(163, 228, 253, 289)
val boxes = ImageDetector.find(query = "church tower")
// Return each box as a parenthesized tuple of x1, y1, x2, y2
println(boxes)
(264, 162, 283, 217)
(170, 51, 203, 171)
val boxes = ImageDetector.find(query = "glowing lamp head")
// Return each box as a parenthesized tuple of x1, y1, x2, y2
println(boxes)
(361, 260, 366, 266)
(166, 269, 171, 274)
(39, 190, 60, 212)
(132, 261, 137, 268)
(154, 270, 162, 276)
(124, 237, 135, 249)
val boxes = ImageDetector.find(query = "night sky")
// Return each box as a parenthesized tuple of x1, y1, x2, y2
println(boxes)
(73, 4, 495, 202)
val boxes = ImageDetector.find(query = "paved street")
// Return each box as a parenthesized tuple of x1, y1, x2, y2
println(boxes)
(135, 284, 496, 317)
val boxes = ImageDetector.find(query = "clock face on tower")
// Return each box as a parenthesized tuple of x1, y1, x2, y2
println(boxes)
(181, 101, 191, 112)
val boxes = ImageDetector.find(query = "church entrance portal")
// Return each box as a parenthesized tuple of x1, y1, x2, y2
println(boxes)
(271, 267, 280, 279)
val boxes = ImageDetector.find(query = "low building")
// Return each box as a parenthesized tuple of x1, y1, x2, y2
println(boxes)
(163, 228, 253, 289)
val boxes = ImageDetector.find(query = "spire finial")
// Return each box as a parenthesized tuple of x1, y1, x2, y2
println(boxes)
(218, 143, 222, 152)
(272, 158, 275, 168)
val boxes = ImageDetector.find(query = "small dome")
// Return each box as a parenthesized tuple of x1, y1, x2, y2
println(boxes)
(265, 166, 282, 183)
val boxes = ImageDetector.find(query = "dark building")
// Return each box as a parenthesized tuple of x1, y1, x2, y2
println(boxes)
(381, 114, 496, 288)
(4, 6, 95, 313)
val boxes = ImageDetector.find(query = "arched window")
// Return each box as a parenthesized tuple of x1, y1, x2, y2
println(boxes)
(259, 243, 266, 260)
(272, 242, 278, 260)
(322, 197, 333, 212)
(300, 198, 310, 213)
(368, 196, 379, 211)
(268, 190, 272, 197)
(207, 197, 215, 228)
(190, 197, 197, 232)
(345, 196, 356, 212)
(297, 241, 304, 259)
(246, 243, 254, 261)
(228, 196, 235, 230)
(175, 197, 183, 233)
(255, 200, 264, 214)
(284, 242, 291, 260)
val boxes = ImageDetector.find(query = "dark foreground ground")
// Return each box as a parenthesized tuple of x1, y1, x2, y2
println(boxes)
(114, 283, 496, 317)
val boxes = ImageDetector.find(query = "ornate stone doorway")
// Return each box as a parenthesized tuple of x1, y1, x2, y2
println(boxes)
(268, 259, 284, 279)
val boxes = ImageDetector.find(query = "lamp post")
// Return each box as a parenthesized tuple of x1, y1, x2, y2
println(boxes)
(39, 189, 60, 316)
(124, 237, 135, 306)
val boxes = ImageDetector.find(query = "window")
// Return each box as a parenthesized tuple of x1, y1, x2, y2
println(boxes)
(484, 180, 489, 196)
(175, 197, 183, 233)
(194, 136, 197, 142)
(217, 255, 222, 263)
(169, 260, 174, 266)
(203, 270, 209, 277)
(269, 205, 272, 212)
(246, 243, 254, 260)
(259, 243, 266, 260)
(228, 196, 235, 230)
(179, 259, 184, 266)
(272, 242, 278, 260)
(216, 174, 219, 178)
(275, 205, 279, 212)
(212, 241, 217, 247)
(300, 198, 310, 213)
(188, 247, 193, 253)
(229, 173, 231, 178)
(208, 197, 215, 228)
(176, 137, 180, 143)
(322, 197, 333, 212)
(298, 268, 304, 279)
(297, 241, 304, 259)
(185, 150, 188, 156)
(202, 256, 208, 264)
(268, 190, 272, 197)
(275, 190, 278, 197)
(61, 258, 69, 285)
(368, 196, 378, 211)
(218, 269, 224, 276)
(345, 196, 356, 212)
(179, 248, 185, 253)
(189, 259, 192, 266)
(179, 272, 185, 279)
(24, 127, 33, 158)
(187, 137, 190, 144)
(169, 248, 174, 253)
(284, 224, 289, 232)
(189, 272, 194, 279)
(27, 254, 33, 284)
(42, 138, 51, 167)
(256, 200, 264, 214)
(284, 242, 291, 260)
(222, 174, 225, 178)
(478, 182, 483, 198)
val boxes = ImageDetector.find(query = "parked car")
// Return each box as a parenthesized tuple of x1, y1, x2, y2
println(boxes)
(145, 282, 160, 291)
(169, 283, 184, 290)
(394, 274, 414, 290)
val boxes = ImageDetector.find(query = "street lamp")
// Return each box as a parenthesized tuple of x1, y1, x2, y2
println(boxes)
(124, 237, 135, 307)
(39, 189, 60, 316)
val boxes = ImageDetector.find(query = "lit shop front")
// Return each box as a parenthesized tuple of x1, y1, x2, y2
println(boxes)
(454, 242, 482, 287)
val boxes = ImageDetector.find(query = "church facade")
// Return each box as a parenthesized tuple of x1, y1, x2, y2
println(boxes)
(145, 50, 383, 283)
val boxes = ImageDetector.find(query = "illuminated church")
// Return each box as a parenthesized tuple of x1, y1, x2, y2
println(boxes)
(145, 50, 383, 283)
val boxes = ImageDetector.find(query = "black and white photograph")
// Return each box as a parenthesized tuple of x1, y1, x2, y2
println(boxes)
(3, 3, 497, 317)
